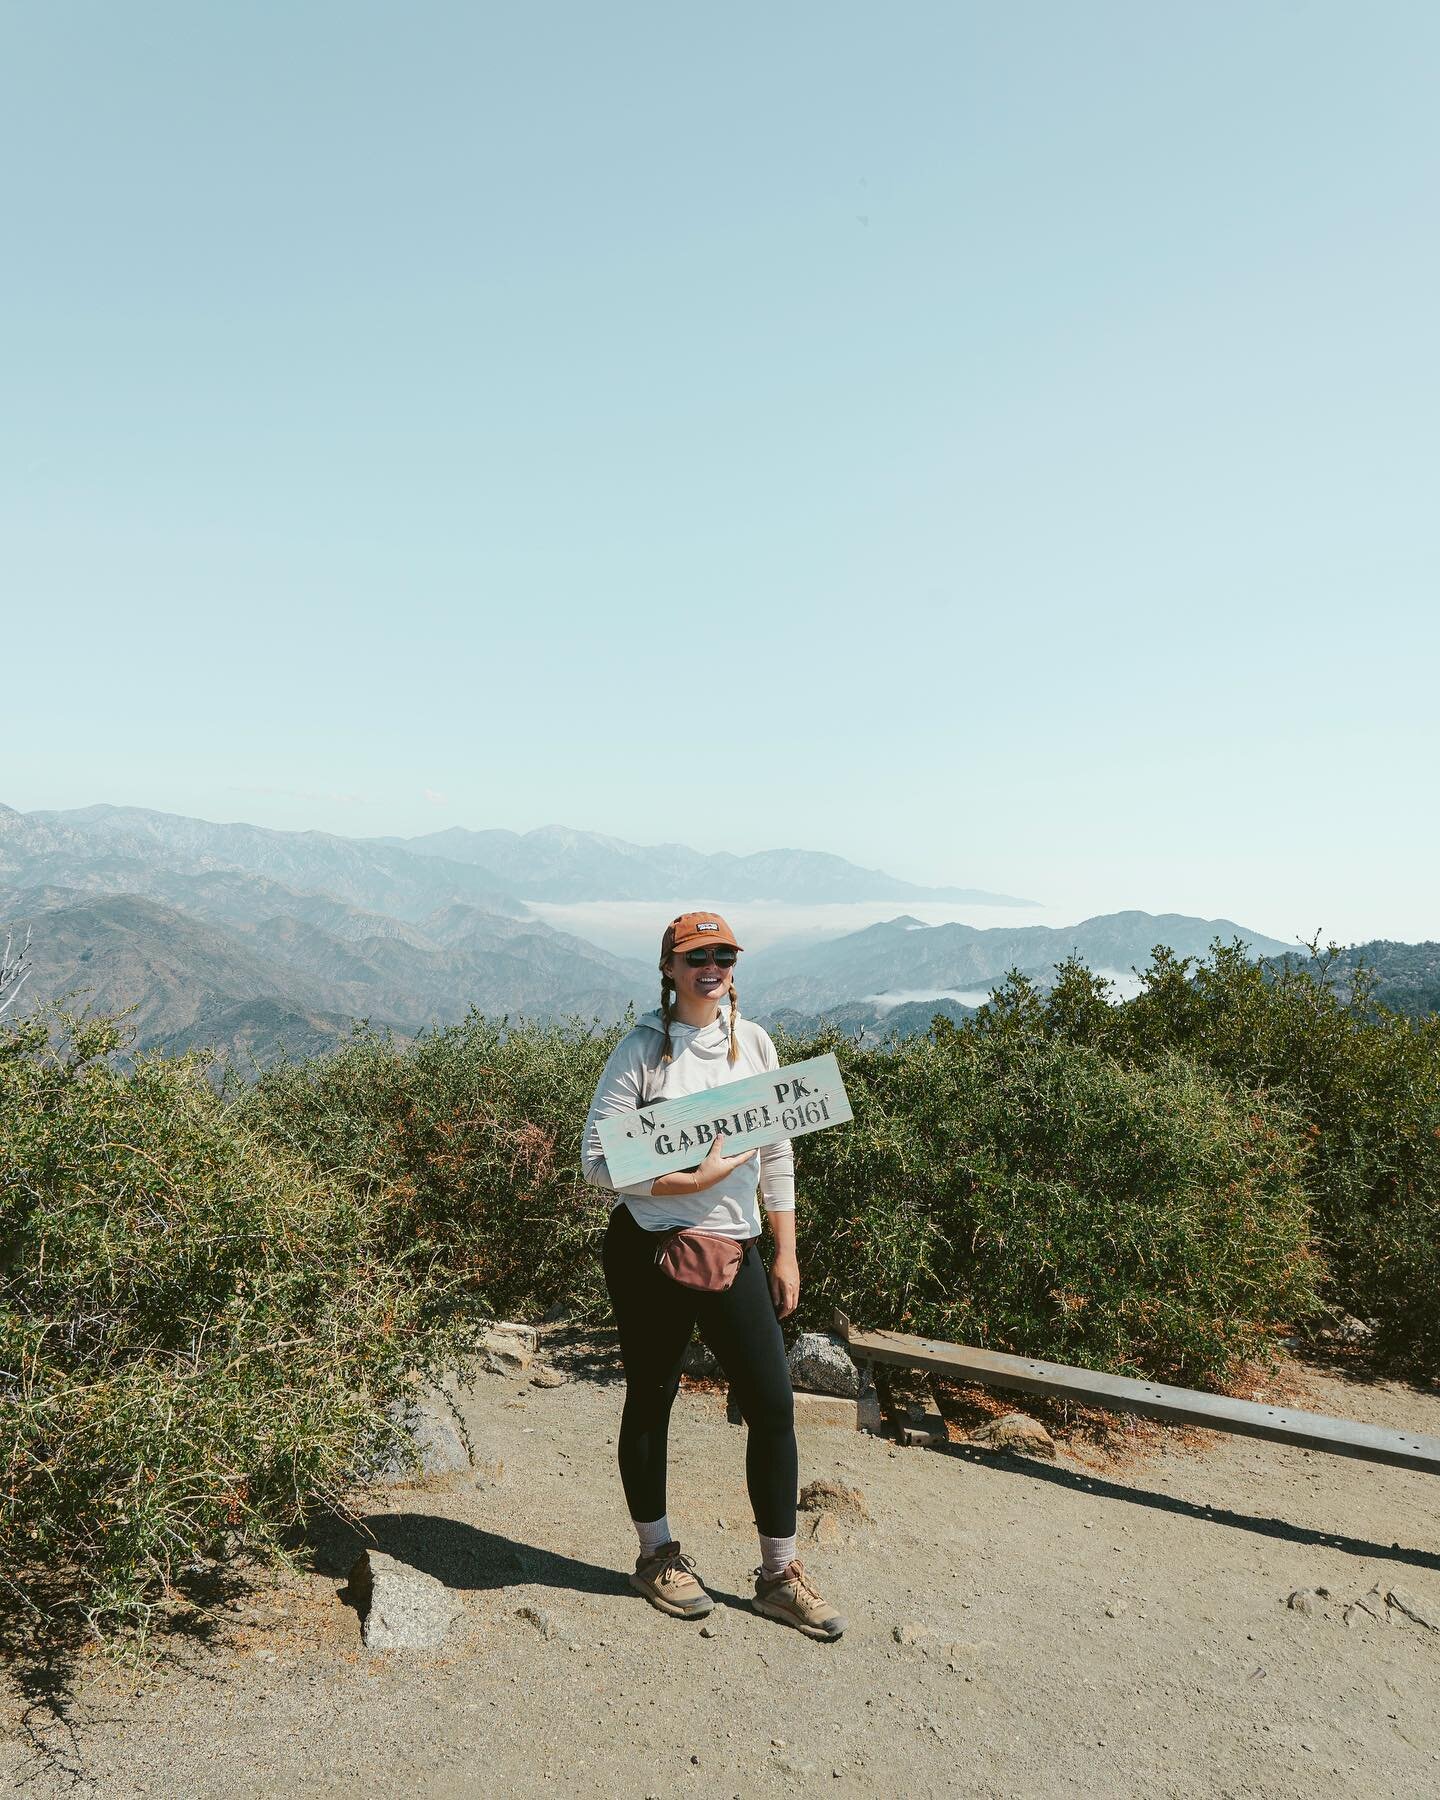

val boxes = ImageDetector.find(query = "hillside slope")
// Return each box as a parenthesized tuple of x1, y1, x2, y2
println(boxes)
(2, 889, 649, 1067)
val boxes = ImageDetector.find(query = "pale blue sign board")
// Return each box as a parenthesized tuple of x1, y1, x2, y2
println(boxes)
(596, 1052, 853, 1189)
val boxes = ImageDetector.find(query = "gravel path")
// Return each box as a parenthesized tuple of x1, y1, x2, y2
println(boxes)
(6, 1334, 1439, 1799)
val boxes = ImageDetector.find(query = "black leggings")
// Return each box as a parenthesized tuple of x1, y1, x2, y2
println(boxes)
(602, 1202, 797, 1537)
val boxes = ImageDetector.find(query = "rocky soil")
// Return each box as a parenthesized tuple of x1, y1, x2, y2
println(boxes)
(5, 1331, 1439, 1799)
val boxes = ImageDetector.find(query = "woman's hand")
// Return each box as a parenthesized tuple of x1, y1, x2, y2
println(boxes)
(652, 1134, 755, 1198)
(693, 1134, 755, 1191)
(769, 1250, 800, 1320)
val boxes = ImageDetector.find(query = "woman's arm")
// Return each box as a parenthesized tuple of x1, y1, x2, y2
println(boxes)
(585, 1039, 753, 1199)
(581, 1037, 659, 1199)
(651, 1135, 754, 1197)
(767, 1205, 799, 1319)
(754, 1025, 799, 1317)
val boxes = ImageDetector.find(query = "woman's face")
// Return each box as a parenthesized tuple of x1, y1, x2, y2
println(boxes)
(665, 946, 738, 1012)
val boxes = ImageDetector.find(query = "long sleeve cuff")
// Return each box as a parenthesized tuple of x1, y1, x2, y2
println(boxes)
(583, 1155, 656, 1201)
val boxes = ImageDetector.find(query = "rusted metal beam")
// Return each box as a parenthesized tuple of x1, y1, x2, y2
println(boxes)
(833, 1312, 1440, 1477)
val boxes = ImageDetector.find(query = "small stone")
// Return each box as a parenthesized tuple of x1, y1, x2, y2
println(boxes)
(788, 1331, 861, 1398)
(1354, 1586, 1390, 1625)
(1287, 1589, 1324, 1616)
(700, 1620, 723, 1638)
(811, 1514, 843, 1549)
(348, 1550, 462, 1651)
(371, 1392, 472, 1481)
(515, 1603, 553, 1639)
(965, 1413, 1056, 1459)
(893, 1621, 930, 1646)
(1387, 1588, 1440, 1632)
(530, 1365, 568, 1388)
(480, 1325, 536, 1374)
(773, 1754, 817, 1778)
(691, 1754, 700, 1765)
(793, 1392, 861, 1429)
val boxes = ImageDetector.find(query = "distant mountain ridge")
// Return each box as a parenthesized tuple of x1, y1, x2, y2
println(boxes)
(741, 910, 1301, 1014)
(8, 805, 524, 921)
(8, 803, 1035, 907)
(380, 822, 1035, 905)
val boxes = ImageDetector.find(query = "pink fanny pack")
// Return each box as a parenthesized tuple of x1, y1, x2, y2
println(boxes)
(652, 1227, 757, 1293)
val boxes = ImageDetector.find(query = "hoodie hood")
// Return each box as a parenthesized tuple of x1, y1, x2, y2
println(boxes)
(635, 1007, 732, 1057)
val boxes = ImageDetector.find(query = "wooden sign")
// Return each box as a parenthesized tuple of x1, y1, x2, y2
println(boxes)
(596, 1053, 853, 1189)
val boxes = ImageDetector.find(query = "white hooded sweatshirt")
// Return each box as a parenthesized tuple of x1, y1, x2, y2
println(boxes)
(582, 1009, 796, 1240)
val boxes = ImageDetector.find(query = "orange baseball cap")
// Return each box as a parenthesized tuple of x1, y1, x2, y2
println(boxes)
(660, 910, 744, 960)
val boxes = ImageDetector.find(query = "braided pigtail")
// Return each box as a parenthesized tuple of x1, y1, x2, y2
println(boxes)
(727, 984, 740, 1065)
(659, 973, 675, 1064)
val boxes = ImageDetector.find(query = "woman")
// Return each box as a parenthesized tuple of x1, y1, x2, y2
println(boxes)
(582, 911, 846, 1641)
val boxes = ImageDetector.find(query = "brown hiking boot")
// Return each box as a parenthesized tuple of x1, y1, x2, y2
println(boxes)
(753, 1558, 846, 1640)
(629, 1542, 714, 1619)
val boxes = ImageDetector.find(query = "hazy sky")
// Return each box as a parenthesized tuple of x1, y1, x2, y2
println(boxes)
(4, 3, 1436, 945)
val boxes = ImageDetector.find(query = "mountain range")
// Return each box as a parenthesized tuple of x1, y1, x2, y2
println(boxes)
(11, 806, 1035, 911)
(380, 823, 1037, 905)
(740, 911, 1301, 1016)
(2, 799, 1365, 1072)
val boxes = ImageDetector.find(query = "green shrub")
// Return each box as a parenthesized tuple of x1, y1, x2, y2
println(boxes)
(774, 1024, 1319, 1386)
(974, 943, 1440, 1369)
(0, 1012, 465, 1646)
(241, 1011, 621, 1326)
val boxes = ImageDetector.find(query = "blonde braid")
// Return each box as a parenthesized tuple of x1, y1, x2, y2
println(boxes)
(659, 974, 675, 1064)
(727, 984, 740, 1065)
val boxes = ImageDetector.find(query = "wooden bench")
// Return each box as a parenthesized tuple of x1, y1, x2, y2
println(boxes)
(833, 1312, 1440, 1477)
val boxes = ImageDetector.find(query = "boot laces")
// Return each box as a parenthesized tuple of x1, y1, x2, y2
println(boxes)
(658, 1546, 698, 1585)
(758, 1559, 823, 1605)
(786, 1561, 824, 1606)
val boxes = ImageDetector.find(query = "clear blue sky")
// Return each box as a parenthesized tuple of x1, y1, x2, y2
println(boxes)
(4, 3, 1436, 944)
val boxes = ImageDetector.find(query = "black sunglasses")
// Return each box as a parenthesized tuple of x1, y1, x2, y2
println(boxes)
(682, 946, 739, 967)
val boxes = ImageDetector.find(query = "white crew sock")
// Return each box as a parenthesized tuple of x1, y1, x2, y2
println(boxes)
(759, 1532, 798, 1578)
(633, 1515, 673, 1557)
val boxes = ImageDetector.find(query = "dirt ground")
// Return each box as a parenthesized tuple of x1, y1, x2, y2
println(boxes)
(5, 1332, 1439, 1800)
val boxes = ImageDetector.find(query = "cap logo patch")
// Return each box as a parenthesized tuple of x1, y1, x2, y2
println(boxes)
(696, 921, 718, 931)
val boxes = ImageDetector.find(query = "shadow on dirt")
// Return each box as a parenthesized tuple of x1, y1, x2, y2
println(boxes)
(939, 1444, 1440, 1574)
(1, 1563, 246, 1795)
(312, 1509, 631, 1597)
(539, 1324, 626, 1386)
